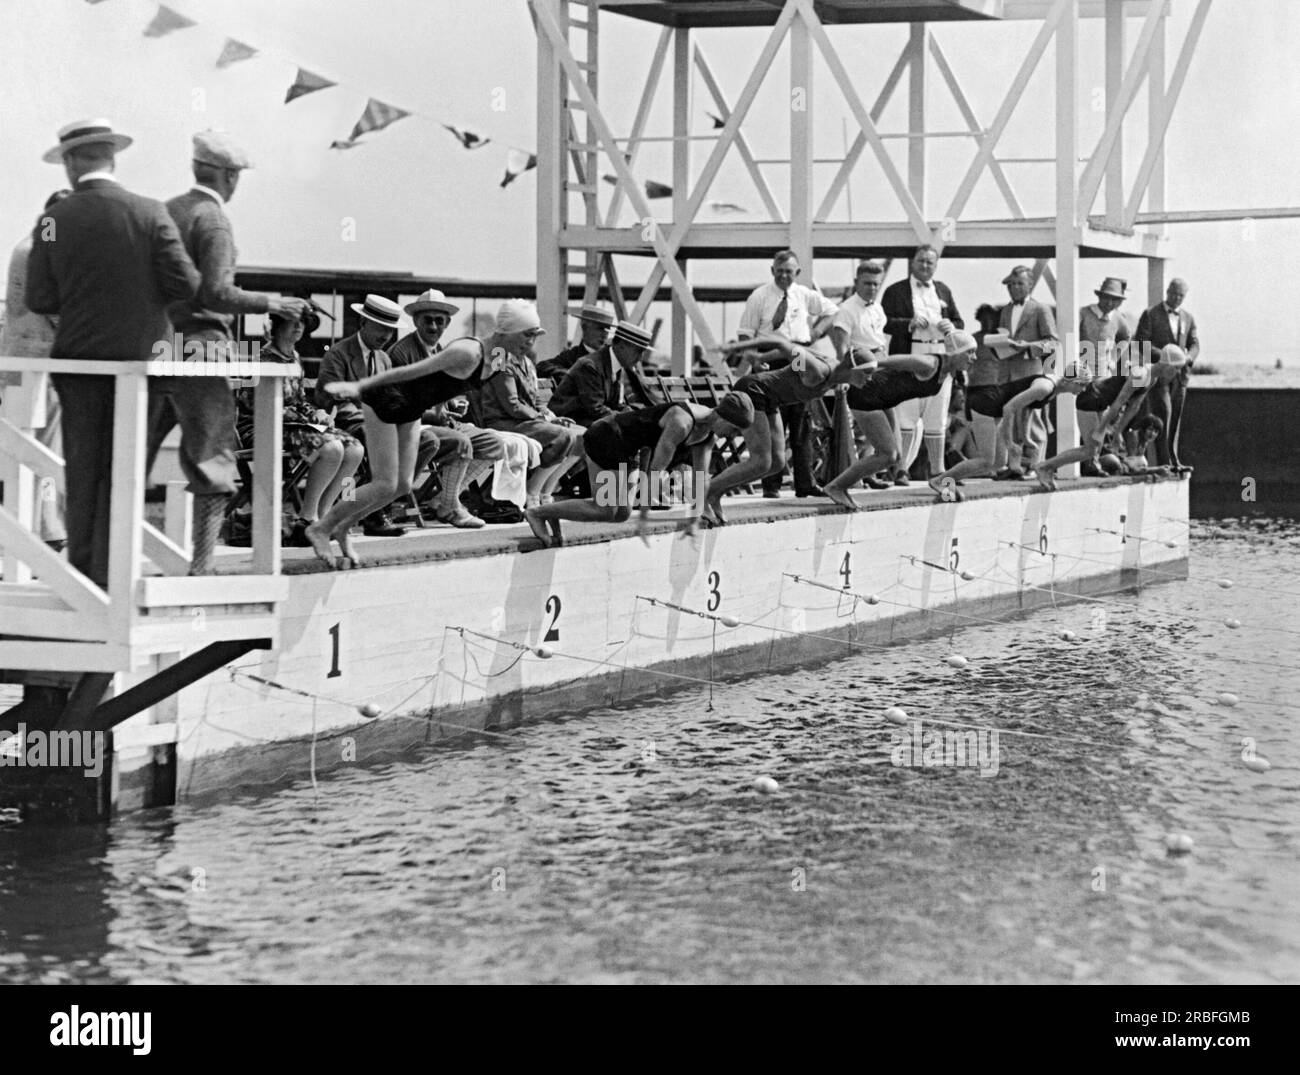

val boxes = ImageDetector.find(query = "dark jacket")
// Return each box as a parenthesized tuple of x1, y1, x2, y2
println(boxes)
(314, 333, 392, 425)
(165, 188, 269, 338)
(548, 345, 625, 427)
(25, 178, 199, 360)
(536, 341, 591, 381)
(879, 277, 963, 355)
(1135, 303, 1199, 364)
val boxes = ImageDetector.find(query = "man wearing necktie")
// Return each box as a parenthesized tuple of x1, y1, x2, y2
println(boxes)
(735, 250, 838, 498)
(994, 266, 1058, 479)
(879, 245, 963, 484)
(1077, 277, 1133, 474)
(1135, 278, 1199, 471)
(549, 320, 650, 430)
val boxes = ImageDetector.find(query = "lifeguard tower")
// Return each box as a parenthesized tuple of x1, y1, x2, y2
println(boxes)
(530, 0, 1214, 371)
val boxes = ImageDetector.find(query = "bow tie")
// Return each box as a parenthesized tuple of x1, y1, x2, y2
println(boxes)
(1011, 300, 1025, 308)
(915, 281, 931, 288)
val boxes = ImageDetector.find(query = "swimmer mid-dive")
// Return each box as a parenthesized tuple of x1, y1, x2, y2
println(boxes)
(822, 330, 977, 509)
(703, 335, 874, 524)
(523, 393, 755, 547)
(1031, 345, 1188, 491)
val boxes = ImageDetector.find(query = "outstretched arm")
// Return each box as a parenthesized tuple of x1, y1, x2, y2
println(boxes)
(325, 339, 481, 398)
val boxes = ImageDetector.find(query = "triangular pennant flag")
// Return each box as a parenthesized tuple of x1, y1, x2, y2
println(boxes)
(216, 38, 258, 68)
(348, 98, 410, 142)
(285, 68, 336, 104)
(707, 201, 748, 214)
(143, 4, 195, 37)
(645, 180, 673, 199)
(500, 149, 537, 189)
(707, 112, 726, 129)
(330, 139, 360, 151)
(443, 125, 491, 150)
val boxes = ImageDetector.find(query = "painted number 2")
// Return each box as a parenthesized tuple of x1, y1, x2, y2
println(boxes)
(707, 571, 721, 612)
(543, 595, 562, 642)
(327, 622, 342, 678)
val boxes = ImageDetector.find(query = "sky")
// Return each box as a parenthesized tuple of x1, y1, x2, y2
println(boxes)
(3, 0, 1297, 364)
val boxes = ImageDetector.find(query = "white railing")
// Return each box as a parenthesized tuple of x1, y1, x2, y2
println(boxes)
(0, 356, 293, 651)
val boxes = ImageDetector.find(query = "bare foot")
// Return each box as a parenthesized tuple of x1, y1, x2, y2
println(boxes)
(524, 508, 552, 549)
(704, 496, 727, 527)
(334, 527, 364, 568)
(303, 521, 338, 569)
(823, 484, 858, 511)
(548, 518, 564, 547)
(1032, 468, 1057, 492)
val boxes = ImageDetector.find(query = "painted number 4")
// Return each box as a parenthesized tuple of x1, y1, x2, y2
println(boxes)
(839, 551, 851, 590)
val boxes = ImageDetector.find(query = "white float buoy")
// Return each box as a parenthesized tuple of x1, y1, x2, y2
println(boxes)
(865, 594, 880, 605)
(1216, 692, 1239, 707)
(1243, 756, 1271, 773)
(883, 706, 909, 724)
(752, 775, 780, 794)
(1060, 629, 1078, 642)
(1164, 541, 1178, 549)
(357, 703, 381, 719)
(533, 645, 554, 659)
(1165, 833, 1195, 855)
(718, 615, 740, 628)
(960, 570, 976, 581)
(944, 654, 969, 669)
(1224, 618, 1242, 629)
(1216, 578, 1234, 589)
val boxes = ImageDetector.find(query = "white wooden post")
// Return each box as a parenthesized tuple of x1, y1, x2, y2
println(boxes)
(535, 0, 566, 344)
(1055, 0, 1080, 477)
(251, 372, 283, 576)
(1104, 0, 1125, 229)
(164, 481, 192, 553)
(907, 23, 926, 221)
(108, 367, 147, 637)
(671, 26, 692, 375)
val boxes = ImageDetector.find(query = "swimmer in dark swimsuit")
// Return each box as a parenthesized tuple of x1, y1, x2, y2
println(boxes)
(703, 335, 874, 524)
(1031, 347, 1187, 490)
(523, 394, 754, 548)
(821, 331, 977, 509)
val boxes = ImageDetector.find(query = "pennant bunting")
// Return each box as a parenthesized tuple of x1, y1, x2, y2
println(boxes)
(216, 38, 258, 68)
(707, 112, 726, 129)
(645, 180, 673, 199)
(285, 67, 337, 104)
(500, 149, 538, 188)
(329, 139, 361, 151)
(443, 125, 491, 150)
(143, 5, 196, 37)
(347, 98, 410, 142)
(707, 201, 748, 214)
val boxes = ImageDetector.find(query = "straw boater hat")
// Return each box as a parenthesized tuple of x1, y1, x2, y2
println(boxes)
(192, 130, 252, 170)
(43, 118, 133, 163)
(572, 303, 616, 327)
(405, 289, 460, 317)
(349, 294, 403, 328)
(611, 320, 653, 350)
(1095, 277, 1127, 301)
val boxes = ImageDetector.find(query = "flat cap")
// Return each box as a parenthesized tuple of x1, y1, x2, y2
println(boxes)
(193, 130, 252, 170)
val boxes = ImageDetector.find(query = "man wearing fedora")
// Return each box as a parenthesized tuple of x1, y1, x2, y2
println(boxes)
(536, 304, 615, 381)
(155, 131, 313, 572)
(1077, 276, 1133, 474)
(389, 289, 503, 529)
(995, 265, 1058, 479)
(315, 294, 407, 536)
(549, 320, 651, 430)
(26, 119, 201, 587)
(1135, 278, 1199, 471)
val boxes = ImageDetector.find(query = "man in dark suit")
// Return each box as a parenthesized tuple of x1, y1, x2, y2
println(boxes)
(879, 244, 963, 483)
(996, 265, 1058, 478)
(314, 294, 407, 535)
(549, 320, 651, 428)
(536, 304, 615, 380)
(1135, 278, 1200, 470)
(25, 119, 200, 586)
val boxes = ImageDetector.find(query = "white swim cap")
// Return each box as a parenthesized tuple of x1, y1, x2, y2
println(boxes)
(495, 300, 545, 336)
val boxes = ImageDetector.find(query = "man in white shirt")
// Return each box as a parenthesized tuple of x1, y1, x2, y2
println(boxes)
(736, 249, 837, 497)
(829, 260, 888, 367)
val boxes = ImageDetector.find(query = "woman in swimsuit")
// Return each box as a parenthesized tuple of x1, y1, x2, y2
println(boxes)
(524, 392, 755, 548)
(821, 331, 977, 509)
(703, 335, 873, 525)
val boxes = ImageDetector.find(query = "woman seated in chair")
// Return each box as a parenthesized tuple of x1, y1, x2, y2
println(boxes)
(234, 308, 363, 545)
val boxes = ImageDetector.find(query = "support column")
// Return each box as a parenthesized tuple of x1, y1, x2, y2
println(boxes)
(1055, 0, 1080, 475)
(907, 23, 926, 220)
(535, 0, 566, 343)
(670, 26, 692, 375)
(1146, 6, 1167, 307)
(1103, 0, 1125, 228)
(790, 9, 814, 277)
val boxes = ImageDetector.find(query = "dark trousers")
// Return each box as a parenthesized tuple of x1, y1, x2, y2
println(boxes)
(762, 401, 816, 495)
(51, 374, 114, 588)
(1146, 367, 1190, 466)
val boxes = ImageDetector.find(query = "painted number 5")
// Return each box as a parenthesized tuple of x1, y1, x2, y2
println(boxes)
(949, 537, 960, 573)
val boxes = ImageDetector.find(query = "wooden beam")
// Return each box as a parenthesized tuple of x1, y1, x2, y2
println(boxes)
(1125, 0, 1213, 227)
(0, 506, 110, 621)
(1103, 0, 1126, 227)
(250, 355, 283, 576)
(142, 521, 190, 577)
(944, 0, 1067, 225)
(907, 22, 926, 214)
(1056, 0, 1079, 478)
(790, 7, 814, 271)
(1134, 206, 1300, 224)
(694, 46, 782, 221)
(107, 370, 146, 639)
(672, 26, 692, 373)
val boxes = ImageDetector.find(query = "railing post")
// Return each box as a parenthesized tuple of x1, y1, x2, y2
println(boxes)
(108, 366, 147, 635)
(251, 371, 283, 575)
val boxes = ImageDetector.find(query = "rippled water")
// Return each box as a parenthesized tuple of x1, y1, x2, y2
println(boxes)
(2, 520, 1297, 984)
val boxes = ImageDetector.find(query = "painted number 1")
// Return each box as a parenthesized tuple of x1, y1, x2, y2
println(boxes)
(327, 622, 342, 678)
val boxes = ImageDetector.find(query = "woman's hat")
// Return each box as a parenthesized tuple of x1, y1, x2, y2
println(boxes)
(1095, 277, 1128, 300)
(44, 118, 133, 164)
(405, 289, 460, 317)
(349, 294, 403, 328)
(715, 391, 755, 430)
(496, 300, 545, 336)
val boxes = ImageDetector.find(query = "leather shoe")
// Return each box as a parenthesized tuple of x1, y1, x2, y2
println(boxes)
(992, 468, 1024, 482)
(762, 489, 781, 499)
(435, 507, 486, 529)
(795, 485, 825, 498)
(893, 474, 910, 487)
(362, 518, 406, 537)
(1079, 460, 1104, 478)
(863, 476, 891, 490)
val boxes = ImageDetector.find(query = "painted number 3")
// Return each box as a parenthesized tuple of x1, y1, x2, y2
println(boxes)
(707, 571, 721, 612)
